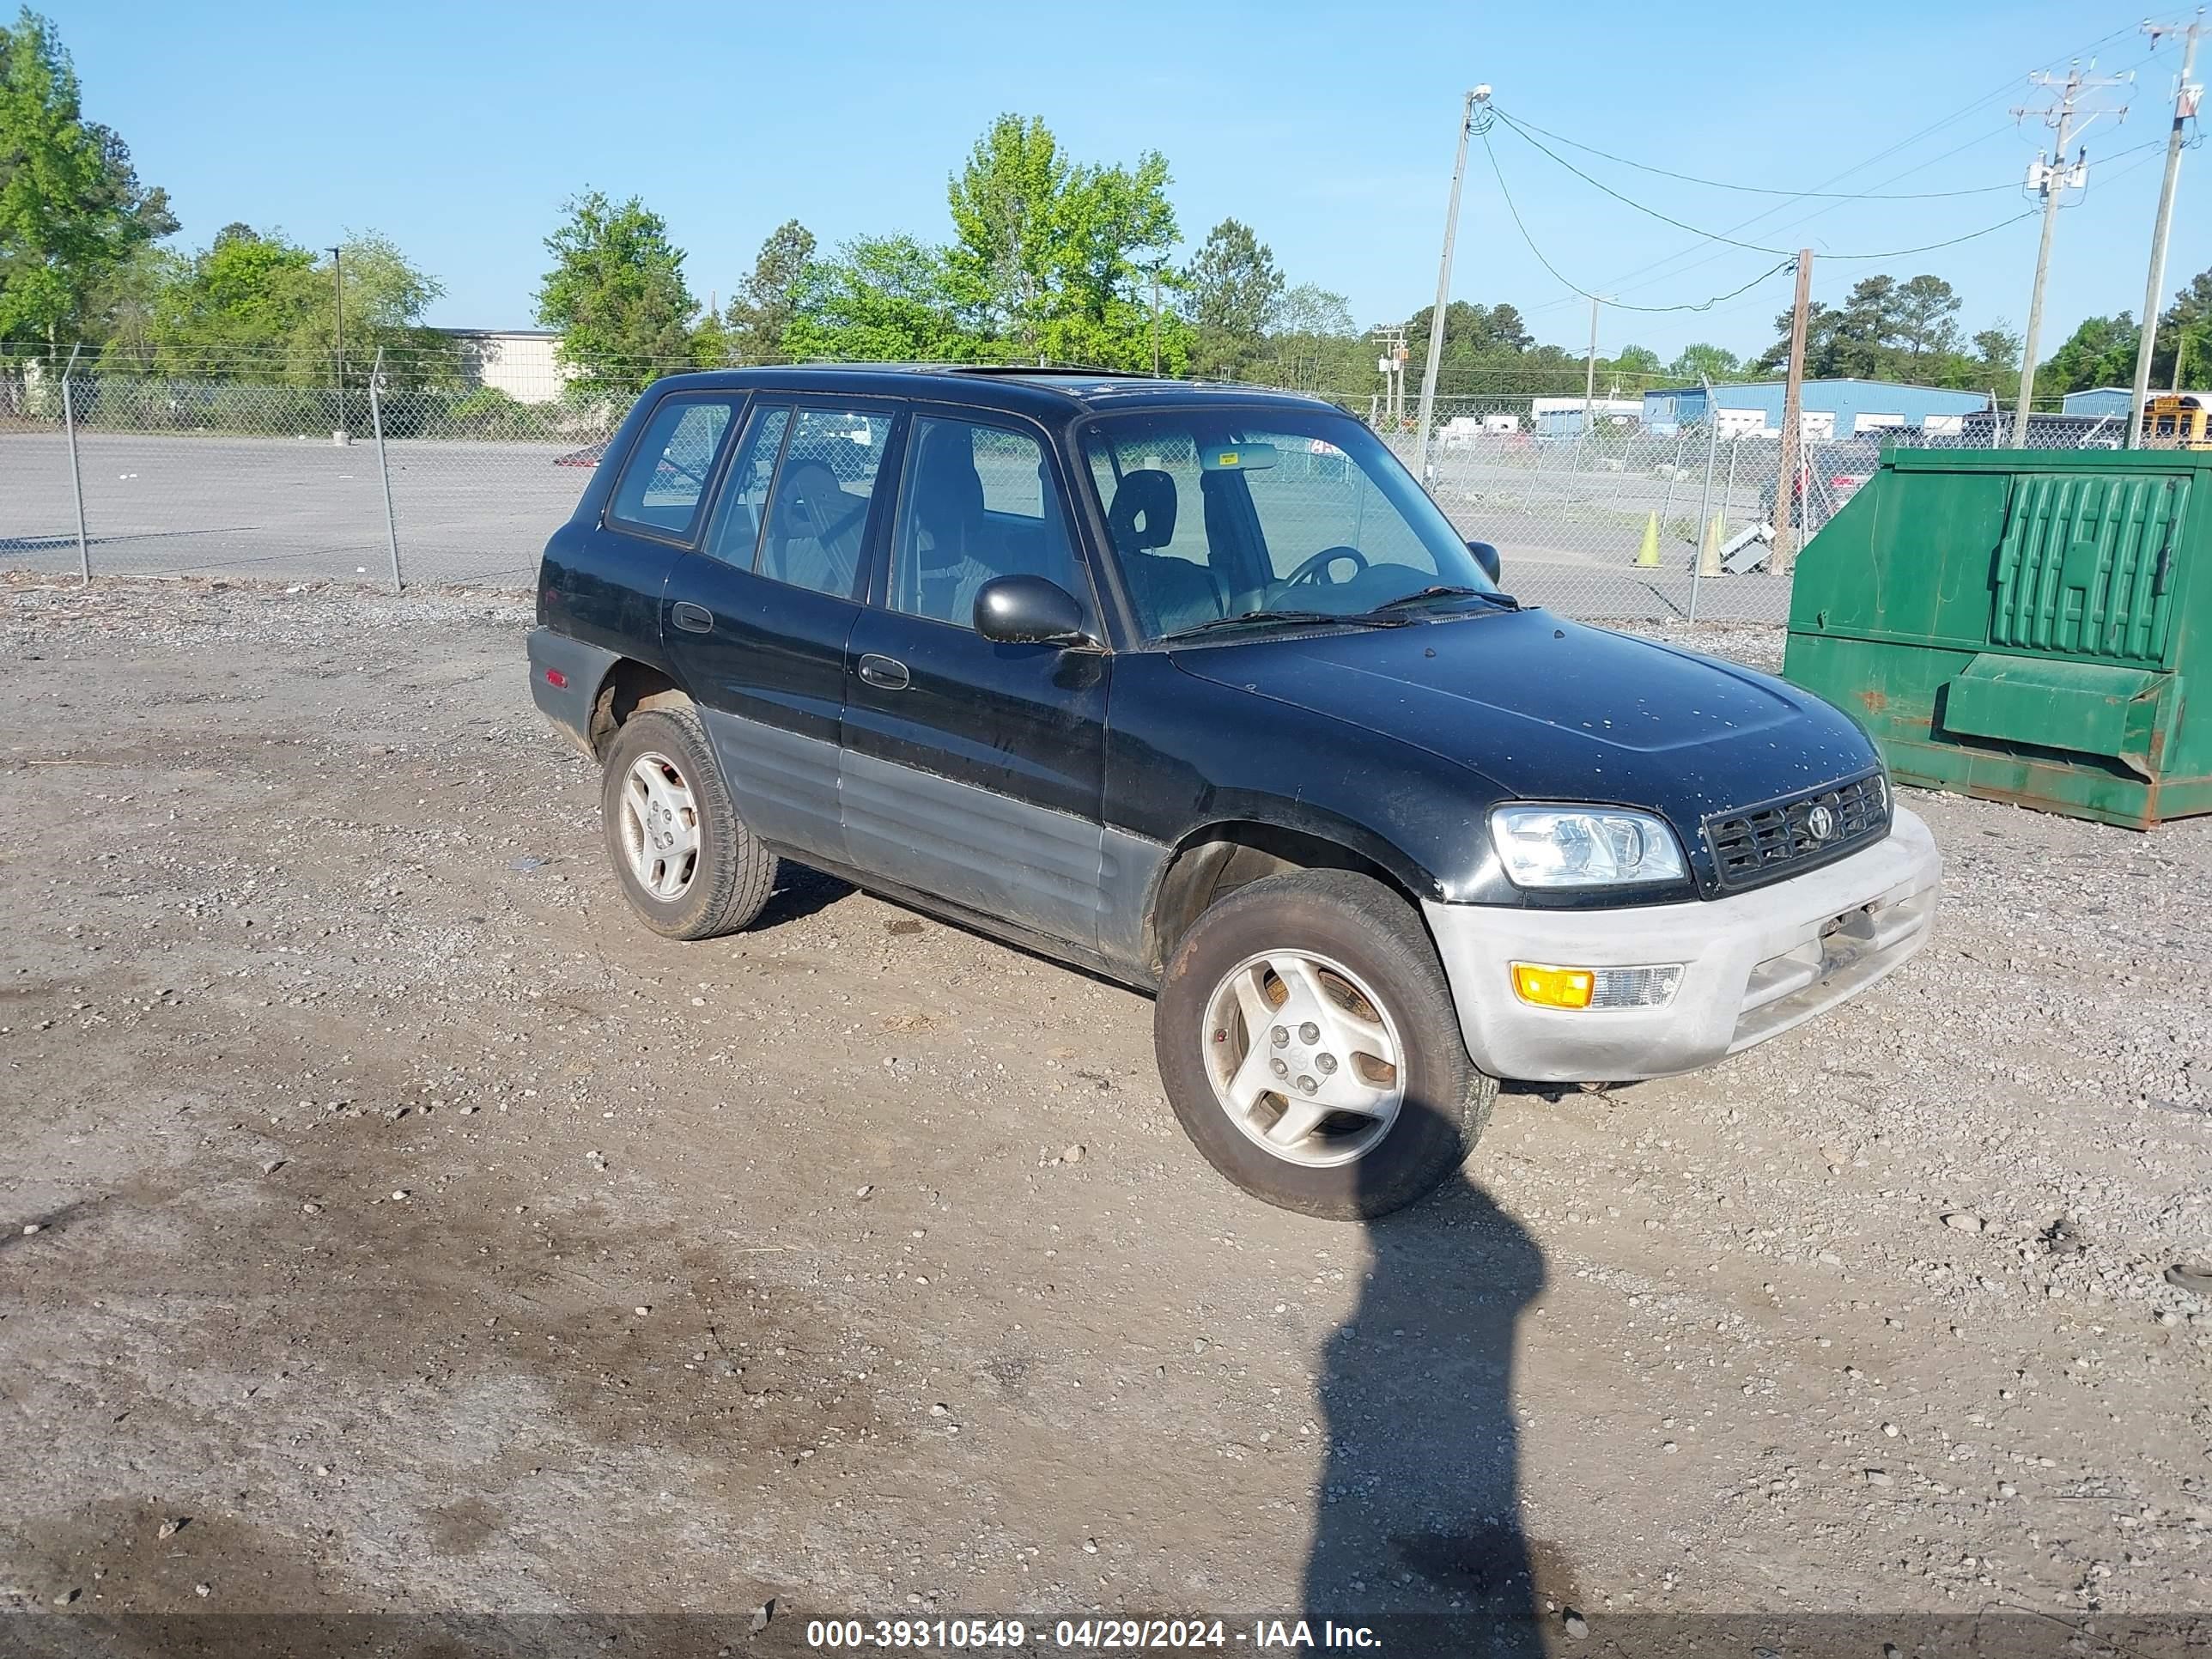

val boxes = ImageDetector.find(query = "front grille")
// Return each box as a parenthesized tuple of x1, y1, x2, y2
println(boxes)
(1705, 772, 1890, 890)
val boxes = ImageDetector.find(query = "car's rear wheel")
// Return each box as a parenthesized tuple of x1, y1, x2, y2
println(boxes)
(1154, 869, 1496, 1220)
(599, 707, 775, 940)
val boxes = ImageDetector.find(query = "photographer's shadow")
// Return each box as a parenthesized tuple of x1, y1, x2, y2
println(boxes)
(1304, 1100, 1553, 1656)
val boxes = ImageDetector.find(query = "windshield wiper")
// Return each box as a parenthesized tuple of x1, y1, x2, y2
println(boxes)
(1363, 584, 1522, 614)
(1158, 608, 1413, 641)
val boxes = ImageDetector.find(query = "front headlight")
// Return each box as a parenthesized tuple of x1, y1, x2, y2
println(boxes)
(1488, 804, 1688, 889)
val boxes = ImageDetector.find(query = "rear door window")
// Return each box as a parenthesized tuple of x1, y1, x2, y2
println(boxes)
(608, 396, 741, 539)
(696, 405, 791, 568)
(755, 407, 896, 599)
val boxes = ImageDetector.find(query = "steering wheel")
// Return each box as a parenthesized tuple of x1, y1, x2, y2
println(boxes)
(1281, 545, 1369, 590)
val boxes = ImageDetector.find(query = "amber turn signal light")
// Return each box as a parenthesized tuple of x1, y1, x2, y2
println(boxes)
(1510, 963, 1595, 1009)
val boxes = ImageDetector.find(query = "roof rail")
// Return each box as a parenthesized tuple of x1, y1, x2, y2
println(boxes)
(936, 363, 1159, 380)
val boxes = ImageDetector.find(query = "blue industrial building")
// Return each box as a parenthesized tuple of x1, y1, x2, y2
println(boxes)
(2061, 386, 2134, 418)
(1642, 378, 1989, 439)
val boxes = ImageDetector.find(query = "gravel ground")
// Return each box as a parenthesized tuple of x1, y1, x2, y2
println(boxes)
(1, 574, 2207, 1648)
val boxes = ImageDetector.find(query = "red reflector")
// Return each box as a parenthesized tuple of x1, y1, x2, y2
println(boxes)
(544, 667, 568, 689)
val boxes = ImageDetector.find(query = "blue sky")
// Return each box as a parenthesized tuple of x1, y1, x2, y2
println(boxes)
(54, 0, 2209, 368)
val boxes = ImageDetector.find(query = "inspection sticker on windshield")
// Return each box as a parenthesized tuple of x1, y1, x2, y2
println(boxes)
(1200, 442, 1277, 472)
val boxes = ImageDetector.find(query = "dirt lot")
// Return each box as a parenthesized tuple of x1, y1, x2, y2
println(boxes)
(2, 574, 2208, 1652)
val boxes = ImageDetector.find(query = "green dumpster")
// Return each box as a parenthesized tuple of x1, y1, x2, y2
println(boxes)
(1782, 448, 2212, 830)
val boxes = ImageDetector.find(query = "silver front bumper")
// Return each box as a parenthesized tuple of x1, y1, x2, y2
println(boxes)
(1422, 807, 1942, 1083)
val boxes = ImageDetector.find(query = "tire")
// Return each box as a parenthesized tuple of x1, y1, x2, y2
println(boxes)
(599, 705, 775, 941)
(1154, 869, 1497, 1220)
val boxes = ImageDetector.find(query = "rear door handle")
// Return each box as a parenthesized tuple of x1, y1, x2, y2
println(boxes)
(671, 601, 714, 634)
(857, 653, 909, 690)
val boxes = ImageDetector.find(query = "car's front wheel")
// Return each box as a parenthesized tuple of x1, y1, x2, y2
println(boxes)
(1154, 870, 1497, 1219)
(599, 706, 775, 940)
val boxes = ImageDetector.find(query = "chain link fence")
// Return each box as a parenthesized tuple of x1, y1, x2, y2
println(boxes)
(0, 356, 622, 587)
(1370, 395, 2140, 624)
(0, 354, 2159, 627)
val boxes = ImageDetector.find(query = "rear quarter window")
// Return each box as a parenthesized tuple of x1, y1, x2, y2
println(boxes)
(608, 396, 741, 539)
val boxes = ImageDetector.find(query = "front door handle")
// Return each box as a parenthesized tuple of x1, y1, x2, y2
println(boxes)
(857, 653, 909, 690)
(671, 601, 714, 634)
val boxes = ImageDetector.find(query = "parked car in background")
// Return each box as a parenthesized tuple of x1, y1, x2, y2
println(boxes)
(529, 367, 1941, 1218)
(554, 438, 611, 469)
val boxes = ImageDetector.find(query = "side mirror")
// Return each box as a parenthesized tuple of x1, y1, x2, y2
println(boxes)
(1468, 540, 1503, 584)
(974, 574, 1090, 646)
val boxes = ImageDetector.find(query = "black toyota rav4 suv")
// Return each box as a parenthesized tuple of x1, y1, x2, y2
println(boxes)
(530, 367, 1939, 1218)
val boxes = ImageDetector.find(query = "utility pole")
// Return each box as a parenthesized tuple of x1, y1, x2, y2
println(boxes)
(1415, 86, 1489, 477)
(1582, 296, 1601, 437)
(1772, 251, 1814, 574)
(2130, 12, 2204, 445)
(2012, 63, 2130, 446)
(327, 245, 348, 446)
(1369, 323, 1408, 429)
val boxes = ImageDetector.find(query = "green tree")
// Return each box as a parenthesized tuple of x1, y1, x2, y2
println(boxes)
(685, 306, 733, 368)
(1826, 275, 1900, 377)
(945, 113, 1068, 353)
(783, 234, 979, 362)
(2043, 313, 2139, 396)
(1667, 342, 1740, 382)
(129, 225, 447, 385)
(82, 241, 177, 362)
(1257, 283, 1362, 391)
(724, 218, 815, 362)
(148, 223, 313, 375)
(1405, 300, 1534, 358)
(2155, 266, 2212, 388)
(942, 113, 1177, 368)
(1751, 299, 1839, 376)
(1965, 323, 2022, 398)
(1277, 284, 1353, 339)
(1395, 300, 1582, 394)
(1892, 275, 1963, 374)
(1183, 218, 1282, 377)
(536, 191, 696, 394)
(0, 8, 175, 355)
(1753, 273, 1977, 385)
(1048, 149, 1176, 366)
(1609, 343, 1662, 377)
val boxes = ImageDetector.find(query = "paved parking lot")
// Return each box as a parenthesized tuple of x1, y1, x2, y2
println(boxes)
(0, 432, 592, 588)
(0, 431, 1790, 622)
(1, 574, 2207, 1651)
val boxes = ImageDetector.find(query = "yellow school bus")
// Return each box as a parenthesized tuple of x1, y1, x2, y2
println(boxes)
(2142, 392, 2212, 449)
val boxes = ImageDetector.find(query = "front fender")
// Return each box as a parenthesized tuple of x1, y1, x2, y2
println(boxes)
(1103, 653, 1505, 903)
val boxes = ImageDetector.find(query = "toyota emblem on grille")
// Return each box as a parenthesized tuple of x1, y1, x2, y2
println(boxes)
(1805, 805, 1837, 842)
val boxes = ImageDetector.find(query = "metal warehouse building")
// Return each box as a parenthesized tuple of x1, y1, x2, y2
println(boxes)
(2061, 386, 2134, 418)
(1642, 378, 1988, 440)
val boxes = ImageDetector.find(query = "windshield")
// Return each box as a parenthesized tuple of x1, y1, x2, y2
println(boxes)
(1080, 407, 1498, 641)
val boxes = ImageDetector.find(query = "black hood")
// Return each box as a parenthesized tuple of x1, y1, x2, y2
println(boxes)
(1170, 609, 1880, 862)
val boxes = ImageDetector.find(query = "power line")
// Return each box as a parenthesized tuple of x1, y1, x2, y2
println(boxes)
(1476, 125, 2045, 323)
(1572, 138, 2177, 348)
(1475, 133, 1797, 312)
(1487, 118, 2047, 261)
(1489, 107, 2021, 198)
(1520, 124, 2160, 326)
(1523, 21, 2152, 315)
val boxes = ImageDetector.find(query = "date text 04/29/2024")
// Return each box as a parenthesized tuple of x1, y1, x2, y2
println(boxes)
(801, 1619, 1382, 1650)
